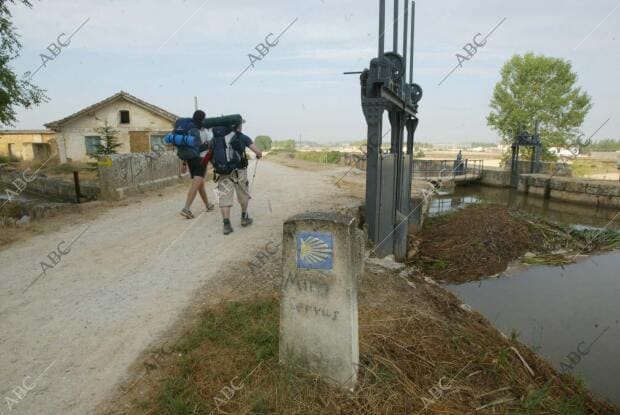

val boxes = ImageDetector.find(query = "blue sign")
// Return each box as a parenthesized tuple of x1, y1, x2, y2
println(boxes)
(296, 232, 333, 270)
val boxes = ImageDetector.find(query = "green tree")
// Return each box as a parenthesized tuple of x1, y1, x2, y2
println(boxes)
(0, 0, 49, 126)
(94, 124, 122, 156)
(487, 53, 591, 155)
(255, 135, 272, 151)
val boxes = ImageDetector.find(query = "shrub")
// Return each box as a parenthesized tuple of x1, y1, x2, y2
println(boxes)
(0, 155, 19, 163)
(294, 151, 342, 164)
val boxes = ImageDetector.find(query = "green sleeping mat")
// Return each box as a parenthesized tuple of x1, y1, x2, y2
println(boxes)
(203, 114, 243, 129)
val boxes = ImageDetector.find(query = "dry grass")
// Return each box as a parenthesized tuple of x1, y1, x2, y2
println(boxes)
(101, 252, 619, 415)
(411, 204, 620, 283)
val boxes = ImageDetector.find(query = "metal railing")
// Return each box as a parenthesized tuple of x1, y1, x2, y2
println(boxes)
(412, 159, 484, 180)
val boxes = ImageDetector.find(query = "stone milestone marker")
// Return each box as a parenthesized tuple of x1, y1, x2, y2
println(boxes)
(279, 213, 364, 390)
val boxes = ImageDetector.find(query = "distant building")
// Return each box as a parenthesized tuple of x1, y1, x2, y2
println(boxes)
(550, 147, 579, 157)
(45, 91, 178, 163)
(0, 130, 56, 161)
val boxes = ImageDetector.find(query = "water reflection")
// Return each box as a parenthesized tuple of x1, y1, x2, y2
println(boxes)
(447, 252, 620, 405)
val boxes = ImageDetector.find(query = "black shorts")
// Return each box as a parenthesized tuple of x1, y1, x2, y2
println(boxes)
(187, 158, 206, 178)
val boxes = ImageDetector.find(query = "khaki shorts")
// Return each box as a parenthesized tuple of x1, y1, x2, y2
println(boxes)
(215, 169, 251, 208)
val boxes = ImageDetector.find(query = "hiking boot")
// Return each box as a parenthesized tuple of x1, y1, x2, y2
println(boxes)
(223, 222, 234, 235)
(205, 203, 215, 212)
(241, 216, 253, 227)
(180, 208, 194, 219)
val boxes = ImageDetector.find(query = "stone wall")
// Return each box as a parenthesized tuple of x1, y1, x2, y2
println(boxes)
(481, 162, 572, 188)
(97, 152, 183, 200)
(480, 167, 512, 187)
(518, 174, 620, 209)
(0, 170, 99, 203)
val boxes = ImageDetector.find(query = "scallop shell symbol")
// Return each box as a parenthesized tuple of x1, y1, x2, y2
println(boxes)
(300, 236, 332, 264)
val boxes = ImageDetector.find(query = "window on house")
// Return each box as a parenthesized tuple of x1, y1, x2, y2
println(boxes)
(119, 110, 130, 124)
(150, 134, 166, 151)
(85, 136, 101, 155)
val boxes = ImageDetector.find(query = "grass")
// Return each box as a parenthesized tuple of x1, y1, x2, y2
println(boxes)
(266, 150, 343, 164)
(140, 299, 280, 415)
(0, 155, 20, 163)
(104, 205, 620, 414)
(572, 228, 620, 251)
(570, 159, 617, 178)
(294, 151, 342, 164)
(420, 258, 449, 271)
(175, 300, 278, 355)
(115, 286, 618, 414)
(513, 210, 620, 264)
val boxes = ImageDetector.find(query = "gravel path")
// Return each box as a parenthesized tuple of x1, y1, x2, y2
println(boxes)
(0, 160, 357, 415)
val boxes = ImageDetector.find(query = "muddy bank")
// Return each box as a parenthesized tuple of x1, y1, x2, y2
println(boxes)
(99, 242, 619, 414)
(410, 204, 620, 284)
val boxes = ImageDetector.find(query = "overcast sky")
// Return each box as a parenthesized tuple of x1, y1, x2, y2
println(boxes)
(6, 0, 620, 144)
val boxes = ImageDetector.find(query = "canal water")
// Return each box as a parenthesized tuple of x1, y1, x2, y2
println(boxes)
(438, 185, 620, 405)
(430, 185, 620, 230)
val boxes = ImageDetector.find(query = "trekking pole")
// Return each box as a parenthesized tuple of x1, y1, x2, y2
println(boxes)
(249, 157, 260, 194)
(245, 157, 260, 218)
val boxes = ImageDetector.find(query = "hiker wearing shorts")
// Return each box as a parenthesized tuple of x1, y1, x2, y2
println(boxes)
(180, 110, 214, 219)
(210, 123, 262, 235)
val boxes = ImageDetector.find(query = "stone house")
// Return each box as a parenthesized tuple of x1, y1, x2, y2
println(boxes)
(0, 130, 57, 161)
(45, 91, 178, 163)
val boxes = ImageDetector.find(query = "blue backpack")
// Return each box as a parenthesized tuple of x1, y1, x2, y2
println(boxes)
(211, 127, 248, 175)
(164, 118, 201, 161)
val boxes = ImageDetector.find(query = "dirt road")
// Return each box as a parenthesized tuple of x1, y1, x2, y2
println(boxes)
(0, 160, 361, 415)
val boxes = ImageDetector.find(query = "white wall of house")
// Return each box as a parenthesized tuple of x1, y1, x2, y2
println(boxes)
(56, 99, 173, 162)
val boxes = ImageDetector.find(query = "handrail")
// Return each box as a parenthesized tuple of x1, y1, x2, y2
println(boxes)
(412, 159, 484, 180)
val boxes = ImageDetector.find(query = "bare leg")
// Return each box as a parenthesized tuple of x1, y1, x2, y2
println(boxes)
(185, 176, 204, 209)
(221, 206, 231, 220)
(198, 182, 210, 207)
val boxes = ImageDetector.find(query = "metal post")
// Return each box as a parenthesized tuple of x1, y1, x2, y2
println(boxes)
(360, 0, 420, 259)
(393, 0, 399, 53)
(403, 0, 409, 85)
(379, 0, 386, 57)
(409, 1, 415, 84)
(365, 121, 383, 241)
(73, 171, 81, 204)
(515, 146, 520, 182)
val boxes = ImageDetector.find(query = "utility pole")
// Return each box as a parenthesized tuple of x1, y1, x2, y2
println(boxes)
(194, 96, 198, 111)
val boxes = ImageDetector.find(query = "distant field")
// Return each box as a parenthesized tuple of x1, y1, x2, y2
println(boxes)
(571, 159, 619, 179)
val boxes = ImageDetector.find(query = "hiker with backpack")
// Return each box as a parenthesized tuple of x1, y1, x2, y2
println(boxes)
(165, 110, 215, 219)
(210, 122, 262, 235)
